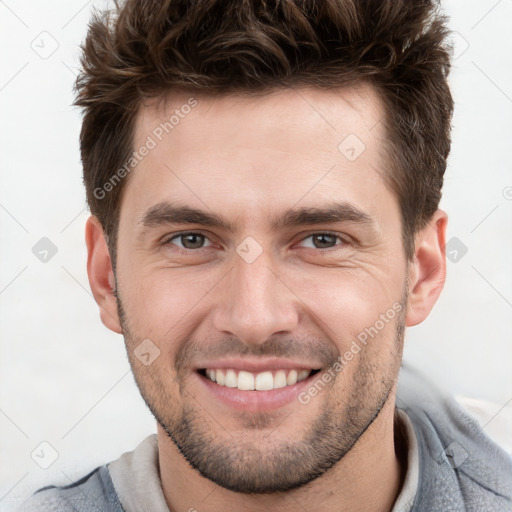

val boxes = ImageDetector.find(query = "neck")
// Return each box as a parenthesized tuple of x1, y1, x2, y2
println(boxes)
(158, 395, 406, 512)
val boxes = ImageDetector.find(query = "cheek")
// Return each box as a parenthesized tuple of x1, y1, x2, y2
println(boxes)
(283, 266, 404, 340)
(119, 267, 217, 340)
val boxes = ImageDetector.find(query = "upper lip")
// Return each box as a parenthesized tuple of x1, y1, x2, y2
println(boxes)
(195, 357, 322, 373)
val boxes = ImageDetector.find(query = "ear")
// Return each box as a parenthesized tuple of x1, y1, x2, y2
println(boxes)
(405, 209, 448, 327)
(85, 215, 122, 334)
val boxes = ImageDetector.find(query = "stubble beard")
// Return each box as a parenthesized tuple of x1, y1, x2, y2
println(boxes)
(116, 292, 406, 494)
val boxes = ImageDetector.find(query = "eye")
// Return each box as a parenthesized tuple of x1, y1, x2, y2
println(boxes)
(165, 232, 213, 250)
(298, 233, 346, 250)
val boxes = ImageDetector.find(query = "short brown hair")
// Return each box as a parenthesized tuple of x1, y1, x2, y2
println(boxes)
(75, 0, 454, 262)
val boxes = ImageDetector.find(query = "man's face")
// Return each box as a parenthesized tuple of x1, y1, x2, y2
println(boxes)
(114, 86, 409, 493)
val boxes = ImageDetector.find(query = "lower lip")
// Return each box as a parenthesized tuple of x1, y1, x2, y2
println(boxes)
(195, 371, 319, 412)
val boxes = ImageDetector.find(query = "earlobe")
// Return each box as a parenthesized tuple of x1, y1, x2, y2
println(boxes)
(85, 215, 123, 334)
(405, 210, 448, 327)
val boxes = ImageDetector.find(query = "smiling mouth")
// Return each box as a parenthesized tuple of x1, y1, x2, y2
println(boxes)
(198, 368, 321, 391)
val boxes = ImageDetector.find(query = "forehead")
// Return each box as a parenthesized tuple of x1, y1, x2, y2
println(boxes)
(122, 85, 394, 231)
(135, 84, 385, 155)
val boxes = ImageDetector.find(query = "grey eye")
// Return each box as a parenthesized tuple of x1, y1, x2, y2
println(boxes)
(300, 234, 342, 249)
(169, 233, 212, 250)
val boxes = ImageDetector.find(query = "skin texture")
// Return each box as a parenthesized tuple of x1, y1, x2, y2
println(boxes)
(86, 85, 447, 512)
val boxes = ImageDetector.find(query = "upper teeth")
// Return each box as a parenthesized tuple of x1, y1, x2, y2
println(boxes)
(205, 369, 311, 391)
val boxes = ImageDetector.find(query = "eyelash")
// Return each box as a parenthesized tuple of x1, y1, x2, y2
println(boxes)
(162, 231, 349, 252)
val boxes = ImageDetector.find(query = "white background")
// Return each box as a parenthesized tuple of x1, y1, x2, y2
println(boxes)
(1, 0, 511, 509)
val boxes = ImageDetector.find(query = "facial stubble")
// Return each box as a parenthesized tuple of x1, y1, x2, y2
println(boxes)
(116, 291, 407, 494)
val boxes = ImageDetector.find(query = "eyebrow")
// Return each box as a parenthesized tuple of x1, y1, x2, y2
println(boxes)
(140, 201, 375, 232)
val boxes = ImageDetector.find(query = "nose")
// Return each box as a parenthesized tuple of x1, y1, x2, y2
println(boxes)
(212, 248, 300, 346)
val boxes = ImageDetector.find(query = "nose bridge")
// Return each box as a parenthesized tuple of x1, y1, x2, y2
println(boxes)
(212, 246, 299, 344)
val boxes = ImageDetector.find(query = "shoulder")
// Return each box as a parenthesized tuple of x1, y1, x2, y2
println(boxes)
(397, 364, 512, 511)
(18, 465, 125, 512)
